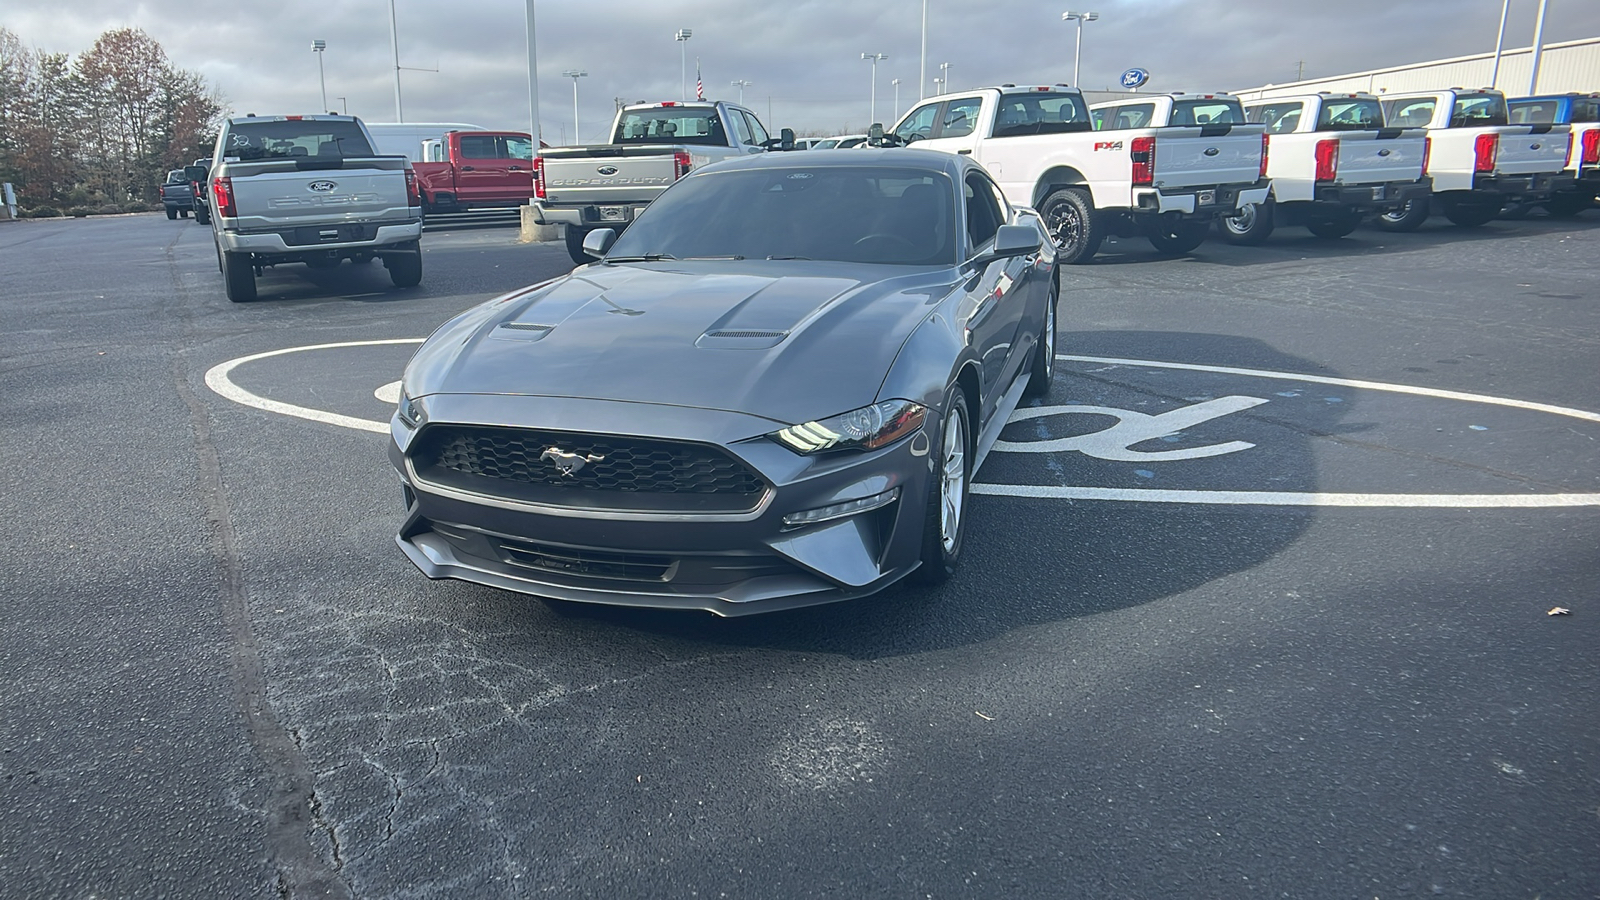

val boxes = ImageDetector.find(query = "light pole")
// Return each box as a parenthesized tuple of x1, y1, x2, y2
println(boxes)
(1062, 11, 1099, 88)
(731, 79, 753, 105)
(675, 29, 693, 101)
(938, 61, 952, 92)
(919, 0, 928, 100)
(863, 52, 888, 125)
(1528, 0, 1550, 95)
(311, 40, 328, 114)
(389, 0, 403, 121)
(891, 78, 901, 120)
(563, 69, 586, 142)
(526, 0, 541, 147)
(334, 96, 347, 115)
(1488, 0, 1510, 88)
(933, 77, 943, 96)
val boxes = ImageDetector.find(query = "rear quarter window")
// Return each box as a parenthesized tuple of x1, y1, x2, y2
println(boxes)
(1316, 99, 1383, 131)
(1247, 102, 1304, 134)
(991, 92, 1092, 137)
(1449, 94, 1509, 127)
(1384, 99, 1437, 128)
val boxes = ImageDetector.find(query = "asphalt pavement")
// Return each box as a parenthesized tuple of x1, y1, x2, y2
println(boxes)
(1, 209, 1596, 899)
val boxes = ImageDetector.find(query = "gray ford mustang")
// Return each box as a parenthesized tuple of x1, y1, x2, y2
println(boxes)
(389, 148, 1059, 615)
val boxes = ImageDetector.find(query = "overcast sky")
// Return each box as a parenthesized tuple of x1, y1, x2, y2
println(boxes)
(5, 0, 1597, 141)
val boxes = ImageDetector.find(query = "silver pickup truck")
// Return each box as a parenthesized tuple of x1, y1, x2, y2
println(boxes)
(535, 101, 776, 263)
(204, 115, 424, 303)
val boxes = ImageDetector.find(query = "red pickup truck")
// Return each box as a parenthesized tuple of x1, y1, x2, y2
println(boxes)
(412, 130, 537, 213)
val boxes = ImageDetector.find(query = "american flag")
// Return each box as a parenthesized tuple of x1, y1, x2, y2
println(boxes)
(696, 59, 704, 100)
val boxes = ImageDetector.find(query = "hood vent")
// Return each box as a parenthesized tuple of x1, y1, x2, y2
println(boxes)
(493, 322, 555, 342)
(706, 330, 786, 339)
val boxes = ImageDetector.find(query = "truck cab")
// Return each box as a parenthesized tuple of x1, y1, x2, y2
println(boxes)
(412, 130, 536, 213)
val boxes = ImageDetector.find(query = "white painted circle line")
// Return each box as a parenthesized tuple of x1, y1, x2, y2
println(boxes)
(1057, 354, 1600, 423)
(972, 484, 1600, 508)
(204, 339, 423, 435)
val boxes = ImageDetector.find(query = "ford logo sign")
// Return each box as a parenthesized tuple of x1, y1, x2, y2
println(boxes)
(1203, 147, 1220, 156)
(307, 181, 337, 193)
(1119, 68, 1150, 89)
(597, 165, 619, 176)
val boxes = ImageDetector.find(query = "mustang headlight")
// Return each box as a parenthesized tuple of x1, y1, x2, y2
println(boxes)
(772, 400, 926, 454)
(396, 388, 427, 429)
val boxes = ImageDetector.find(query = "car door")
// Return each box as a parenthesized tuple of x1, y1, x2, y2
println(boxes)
(917, 96, 986, 156)
(454, 133, 514, 204)
(958, 170, 1031, 417)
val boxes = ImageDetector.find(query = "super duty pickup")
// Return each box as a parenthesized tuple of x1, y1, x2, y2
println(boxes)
(413, 130, 536, 214)
(888, 86, 1267, 263)
(1217, 93, 1431, 243)
(1375, 89, 1574, 229)
(1508, 92, 1600, 217)
(203, 115, 424, 303)
(535, 100, 778, 263)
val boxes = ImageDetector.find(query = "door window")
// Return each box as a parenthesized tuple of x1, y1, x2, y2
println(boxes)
(1383, 98, 1436, 128)
(939, 98, 983, 139)
(964, 172, 1004, 250)
(740, 111, 769, 146)
(1248, 102, 1304, 134)
(458, 135, 499, 158)
(895, 103, 941, 142)
(727, 111, 753, 146)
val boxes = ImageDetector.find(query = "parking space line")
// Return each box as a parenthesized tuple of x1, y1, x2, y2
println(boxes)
(972, 484, 1600, 507)
(204, 339, 423, 435)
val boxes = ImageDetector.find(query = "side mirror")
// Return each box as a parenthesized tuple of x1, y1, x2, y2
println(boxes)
(582, 227, 616, 259)
(780, 127, 795, 151)
(868, 123, 885, 143)
(991, 223, 1042, 258)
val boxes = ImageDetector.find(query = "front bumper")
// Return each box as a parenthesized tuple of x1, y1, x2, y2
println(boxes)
(534, 203, 650, 228)
(1133, 179, 1271, 216)
(388, 394, 939, 616)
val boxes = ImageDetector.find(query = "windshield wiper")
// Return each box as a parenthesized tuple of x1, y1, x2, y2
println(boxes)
(765, 255, 811, 260)
(603, 253, 677, 263)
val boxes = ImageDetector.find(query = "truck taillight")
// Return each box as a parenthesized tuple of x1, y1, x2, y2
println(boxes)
(213, 176, 235, 218)
(1314, 138, 1338, 182)
(1582, 129, 1600, 166)
(404, 169, 421, 207)
(674, 150, 692, 180)
(1130, 136, 1154, 186)
(1259, 133, 1269, 178)
(1473, 133, 1499, 173)
(1421, 136, 1432, 174)
(533, 156, 546, 200)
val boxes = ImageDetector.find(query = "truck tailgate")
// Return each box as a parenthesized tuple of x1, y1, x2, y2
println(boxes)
(226, 157, 413, 229)
(541, 145, 679, 205)
(1493, 125, 1573, 176)
(1334, 130, 1428, 184)
(1153, 124, 1265, 188)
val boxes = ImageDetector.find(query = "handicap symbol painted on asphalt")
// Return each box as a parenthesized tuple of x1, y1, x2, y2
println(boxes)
(993, 396, 1268, 461)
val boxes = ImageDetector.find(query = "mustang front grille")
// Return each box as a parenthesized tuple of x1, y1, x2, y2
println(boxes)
(410, 425, 767, 512)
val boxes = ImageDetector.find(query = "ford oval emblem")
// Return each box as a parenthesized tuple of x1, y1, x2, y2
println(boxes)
(1203, 147, 1220, 156)
(1530, 143, 1542, 150)
(597, 165, 619, 176)
(1378, 148, 1391, 156)
(307, 180, 337, 193)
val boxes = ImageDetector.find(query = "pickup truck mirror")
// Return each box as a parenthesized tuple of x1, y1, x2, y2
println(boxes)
(865, 124, 906, 148)
(184, 165, 208, 183)
(762, 128, 797, 151)
(582, 227, 617, 259)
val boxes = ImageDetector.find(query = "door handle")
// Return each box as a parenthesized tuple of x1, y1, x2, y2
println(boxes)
(508, 166, 523, 171)
(461, 165, 476, 171)
(958, 149, 973, 155)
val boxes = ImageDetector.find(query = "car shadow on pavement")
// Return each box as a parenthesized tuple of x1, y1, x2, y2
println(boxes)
(510, 331, 1348, 661)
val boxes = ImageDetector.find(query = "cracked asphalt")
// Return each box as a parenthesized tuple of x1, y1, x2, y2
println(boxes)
(1, 209, 1597, 898)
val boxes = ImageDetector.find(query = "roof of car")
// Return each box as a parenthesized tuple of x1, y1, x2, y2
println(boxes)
(693, 146, 973, 179)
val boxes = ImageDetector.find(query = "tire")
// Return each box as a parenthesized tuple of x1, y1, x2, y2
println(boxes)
(166, 207, 178, 220)
(1146, 218, 1209, 256)
(1376, 197, 1429, 232)
(1023, 273, 1058, 399)
(1218, 200, 1275, 245)
(222, 251, 256, 303)
(1440, 196, 1500, 228)
(385, 242, 423, 287)
(564, 225, 593, 265)
(1038, 187, 1103, 265)
(1304, 209, 1363, 239)
(194, 206, 211, 226)
(912, 384, 971, 585)
(1498, 202, 1534, 220)
(1543, 191, 1596, 218)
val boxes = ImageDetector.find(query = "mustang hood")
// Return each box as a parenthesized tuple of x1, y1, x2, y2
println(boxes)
(408, 262, 952, 428)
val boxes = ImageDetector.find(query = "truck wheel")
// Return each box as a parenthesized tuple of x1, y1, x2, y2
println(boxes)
(1543, 191, 1596, 218)
(222, 252, 257, 303)
(1376, 197, 1428, 232)
(1440, 196, 1500, 228)
(564, 226, 594, 265)
(1304, 209, 1363, 239)
(195, 206, 211, 226)
(1218, 200, 1274, 245)
(1146, 218, 1209, 256)
(1039, 188, 1103, 265)
(166, 207, 178, 220)
(386, 242, 423, 287)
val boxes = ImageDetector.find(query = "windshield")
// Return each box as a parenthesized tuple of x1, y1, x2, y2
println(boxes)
(613, 107, 728, 146)
(1450, 94, 1509, 127)
(1316, 99, 1384, 131)
(606, 166, 958, 266)
(992, 92, 1093, 136)
(1170, 99, 1246, 126)
(223, 120, 375, 160)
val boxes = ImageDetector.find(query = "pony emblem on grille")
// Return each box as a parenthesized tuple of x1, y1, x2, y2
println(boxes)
(540, 447, 605, 476)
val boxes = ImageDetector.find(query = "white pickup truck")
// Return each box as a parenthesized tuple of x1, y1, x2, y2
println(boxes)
(535, 100, 780, 263)
(889, 87, 1269, 263)
(1216, 93, 1431, 243)
(1374, 89, 1574, 229)
(1507, 92, 1600, 217)
(204, 115, 423, 303)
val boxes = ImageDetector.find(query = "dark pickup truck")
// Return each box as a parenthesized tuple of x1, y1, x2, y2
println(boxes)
(160, 169, 196, 219)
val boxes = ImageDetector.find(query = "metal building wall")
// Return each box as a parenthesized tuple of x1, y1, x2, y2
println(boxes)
(1233, 35, 1599, 102)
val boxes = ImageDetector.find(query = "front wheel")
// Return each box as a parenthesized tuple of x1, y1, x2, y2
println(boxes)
(1218, 200, 1275, 245)
(1038, 188, 1103, 265)
(222, 251, 256, 303)
(1146, 218, 1209, 256)
(385, 242, 423, 287)
(912, 384, 971, 585)
(1376, 197, 1428, 232)
(1304, 209, 1363, 239)
(1023, 274, 1058, 399)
